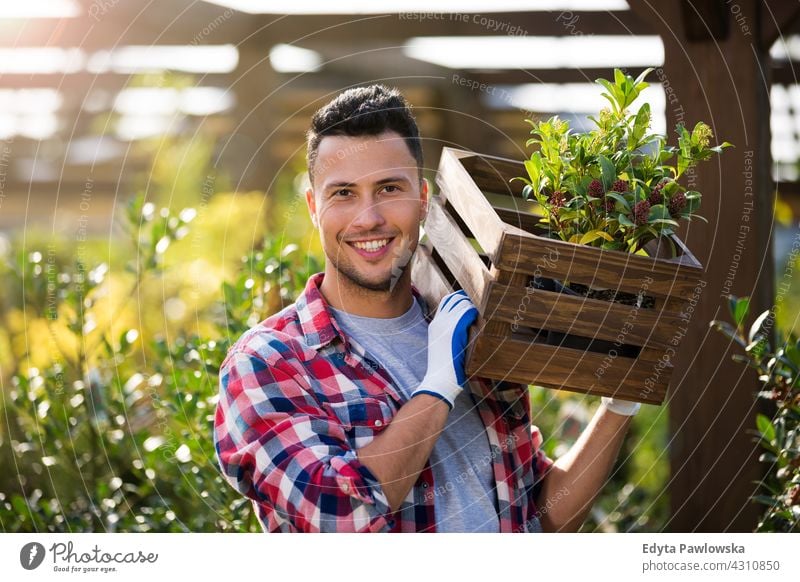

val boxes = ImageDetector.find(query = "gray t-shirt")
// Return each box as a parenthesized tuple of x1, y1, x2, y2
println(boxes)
(329, 297, 500, 532)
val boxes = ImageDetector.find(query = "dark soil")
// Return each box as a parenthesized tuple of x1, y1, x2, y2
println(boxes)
(565, 282, 655, 308)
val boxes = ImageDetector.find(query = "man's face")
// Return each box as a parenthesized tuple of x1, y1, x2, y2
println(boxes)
(306, 130, 427, 292)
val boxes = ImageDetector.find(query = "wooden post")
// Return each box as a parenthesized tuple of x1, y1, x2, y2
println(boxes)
(228, 42, 282, 193)
(628, 0, 794, 532)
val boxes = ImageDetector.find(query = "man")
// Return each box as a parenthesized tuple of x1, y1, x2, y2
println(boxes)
(213, 84, 641, 533)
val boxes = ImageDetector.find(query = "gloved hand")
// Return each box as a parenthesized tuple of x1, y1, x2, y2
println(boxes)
(601, 396, 641, 416)
(412, 290, 479, 410)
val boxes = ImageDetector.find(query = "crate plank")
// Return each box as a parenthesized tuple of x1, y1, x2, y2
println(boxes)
(467, 333, 670, 404)
(435, 149, 507, 262)
(424, 196, 492, 311)
(484, 282, 682, 349)
(497, 231, 704, 299)
(411, 240, 454, 311)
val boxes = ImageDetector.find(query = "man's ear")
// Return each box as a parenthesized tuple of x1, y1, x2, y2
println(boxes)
(305, 187, 318, 229)
(420, 178, 429, 222)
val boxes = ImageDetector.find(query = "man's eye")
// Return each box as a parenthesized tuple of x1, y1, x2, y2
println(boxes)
(382, 185, 399, 193)
(334, 189, 351, 197)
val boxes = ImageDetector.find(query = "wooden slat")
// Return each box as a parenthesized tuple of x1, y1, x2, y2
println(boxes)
(423, 196, 492, 312)
(466, 333, 671, 404)
(494, 207, 546, 236)
(459, 153, 529, 198)
(484, 282, 682, 349)
(497, 230, 704, 299)
(410, 241, 454, 312)
(435, 147, 507, 262)
(2, 11, 653, 48)
(483, 266, 526, 338)
(468, 67, 655, 86)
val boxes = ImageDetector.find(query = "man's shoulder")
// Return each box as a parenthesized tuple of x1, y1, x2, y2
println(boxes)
(223, 302, 309, 368)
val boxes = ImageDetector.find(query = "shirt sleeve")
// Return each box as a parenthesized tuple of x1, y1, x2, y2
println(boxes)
(213, 349, 393, 532)
(530, 423, 554, 502)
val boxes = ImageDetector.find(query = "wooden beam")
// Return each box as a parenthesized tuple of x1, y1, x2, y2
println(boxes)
(467, 67, 654, 86)
(629, 0, 774, 533)
(761, 0, 800, 50)
(680, 0, 730, 41)
(2, 8, 654, 48)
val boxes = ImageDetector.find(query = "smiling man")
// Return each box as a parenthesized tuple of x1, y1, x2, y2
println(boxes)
(213, 84, 641, 533)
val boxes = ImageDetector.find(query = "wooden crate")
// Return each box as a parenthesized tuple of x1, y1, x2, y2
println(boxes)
(411, 147, 704, 405)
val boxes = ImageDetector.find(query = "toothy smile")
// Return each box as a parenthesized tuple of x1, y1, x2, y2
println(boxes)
(350, 238, 391, 252)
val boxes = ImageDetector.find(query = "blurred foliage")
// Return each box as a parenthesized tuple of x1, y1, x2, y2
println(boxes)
(0, 188, 321, 531)
(0, 110, 323, 531)
(711, 296, 800, 532)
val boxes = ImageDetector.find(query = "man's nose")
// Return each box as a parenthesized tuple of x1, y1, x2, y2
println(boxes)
(351, 197, 386, 231)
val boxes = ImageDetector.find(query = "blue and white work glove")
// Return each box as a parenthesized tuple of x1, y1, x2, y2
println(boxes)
(412, 290, 479, 410)
(601, 396, 641, 416)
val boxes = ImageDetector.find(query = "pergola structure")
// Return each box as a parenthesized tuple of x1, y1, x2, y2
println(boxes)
(2, 0, 798, 532)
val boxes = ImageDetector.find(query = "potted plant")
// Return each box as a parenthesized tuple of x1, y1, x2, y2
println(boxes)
(411, 69, 731, 404)
(514, 67, 732, 258)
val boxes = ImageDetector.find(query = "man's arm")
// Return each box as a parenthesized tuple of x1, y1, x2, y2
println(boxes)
(357, 394, 449, 511)
(536, 403, 634, 532)
(358, 290, 479, 511)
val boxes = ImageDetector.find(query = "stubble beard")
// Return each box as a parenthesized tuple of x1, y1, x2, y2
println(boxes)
(328, 234, 416, 295)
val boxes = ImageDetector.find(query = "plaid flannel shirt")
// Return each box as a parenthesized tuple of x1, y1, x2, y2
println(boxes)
(214, 272, 554, 532)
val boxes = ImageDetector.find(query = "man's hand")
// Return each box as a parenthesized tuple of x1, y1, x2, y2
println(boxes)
(412, 290, 479, 409)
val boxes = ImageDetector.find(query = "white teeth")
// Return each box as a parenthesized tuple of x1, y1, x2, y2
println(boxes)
(352, 238, 389, 252)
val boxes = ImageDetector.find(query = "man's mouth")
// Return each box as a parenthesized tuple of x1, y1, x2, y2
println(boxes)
(350, 238, 391, 252)
(345, 236, 396, 258)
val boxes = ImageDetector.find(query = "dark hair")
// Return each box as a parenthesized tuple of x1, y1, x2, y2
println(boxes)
(306, 84, 423, 183)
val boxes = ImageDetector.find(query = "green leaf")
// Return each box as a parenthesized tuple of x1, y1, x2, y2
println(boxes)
(618, 213, 635, 227)
(524, 154, 543, 192)
(614, 68, 626, 88)
(729, 296, 750, 328)
(579, 230, 615, 245)
(601, 240, 625, 251)
(650, 218, 680, 229)
(756, 414, 775, 442)
(598, 155, 616, 191)
(784, 342, 800, 368)
(605, 192, 630, 212)
(631, 103, 651, 146)
(647, 204, 670, 220)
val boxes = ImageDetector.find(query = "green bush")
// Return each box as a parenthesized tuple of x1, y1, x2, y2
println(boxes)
(0, 194, 321, 532)
(711, 296, 800, 532)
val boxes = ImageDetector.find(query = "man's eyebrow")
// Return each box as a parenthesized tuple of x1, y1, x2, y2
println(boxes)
(324, 181, 357, 191)
(323, 176, 411, 191)
(374, 176, 411, 186)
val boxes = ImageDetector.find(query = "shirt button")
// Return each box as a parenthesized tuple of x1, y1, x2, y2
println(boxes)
(374, 419, 383, 427)
(421, 482, 429, 489)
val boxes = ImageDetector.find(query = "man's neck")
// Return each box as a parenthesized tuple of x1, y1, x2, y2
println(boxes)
(319, 267, 414, 318)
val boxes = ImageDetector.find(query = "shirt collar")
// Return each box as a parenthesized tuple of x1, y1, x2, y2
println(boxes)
(296, 272, 433, 351)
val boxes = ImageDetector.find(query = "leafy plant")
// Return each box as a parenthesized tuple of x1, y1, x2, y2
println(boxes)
(0, 194, 320, 532)
(710, 296, 800, 532)
(514, 68, 732, 255)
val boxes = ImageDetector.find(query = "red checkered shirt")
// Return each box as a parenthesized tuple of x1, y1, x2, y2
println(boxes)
(214, 272, 554, 532)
